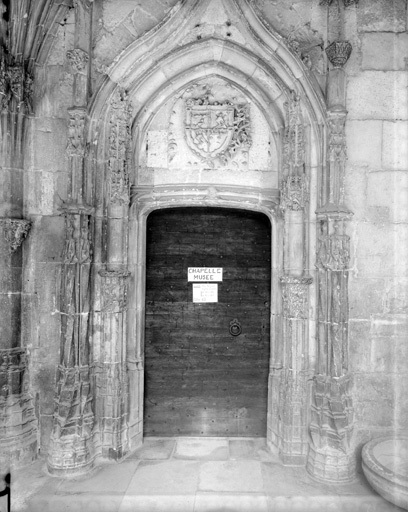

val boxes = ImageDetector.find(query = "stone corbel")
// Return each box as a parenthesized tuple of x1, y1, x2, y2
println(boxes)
(0, 218, 31, 252)
(325, 41, 352, 69)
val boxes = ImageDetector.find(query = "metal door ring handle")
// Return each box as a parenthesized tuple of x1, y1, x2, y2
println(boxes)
(229, 319, 242, 336)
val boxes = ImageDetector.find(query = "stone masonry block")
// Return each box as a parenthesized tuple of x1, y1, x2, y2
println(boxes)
(384, 277, 408, 314)
(35, 66, 73, 119)
(347, 72, 408, 120)
(371, 314, 408, 338)
(30, 216, 65, 264)
(349, 277, 385, 319)
(382, 121, 408, 170)
(354, 373, 395, 429)
(395, 376, 408, 428)
(33, 118, 68, 173)
(357, 0, 406, 33)
(348, 320, 371, 372)
(362, 33, 408, 71)
(346, 120, 382, 168)
(354, 222, 395, 277)
(367, 171, 408, 223)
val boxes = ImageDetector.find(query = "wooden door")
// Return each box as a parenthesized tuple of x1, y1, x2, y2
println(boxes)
(144, 207, 271, 436)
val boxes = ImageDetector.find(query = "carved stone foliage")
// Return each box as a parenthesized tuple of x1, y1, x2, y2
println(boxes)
(66, 107, 87, 157)
(317, 220, 350, 271)
(108, 89, 132, 205)
(281, 275, 313, 319)
(184, 96, 251, 166)
(66, 48, 89, 73)
(325, 41, 353, 69)
(0, 218, 31, 252)
(0, 55, 33, 113)
(328, 109, 347, 168)
(280, 175, 308, 211)
(99, 269, 131, 313)
(283, 92, 305, 176)
(0, 347, 37, 467)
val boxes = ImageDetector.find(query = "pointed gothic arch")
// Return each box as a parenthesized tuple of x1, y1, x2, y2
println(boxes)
(48, 0, 344, 478)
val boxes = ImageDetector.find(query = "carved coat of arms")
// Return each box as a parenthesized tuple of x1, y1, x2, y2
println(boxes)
(185, 96, 251, 164)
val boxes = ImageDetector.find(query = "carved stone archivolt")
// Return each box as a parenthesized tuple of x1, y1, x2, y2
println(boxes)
(108, 89, 132, 205)
(281, 276, 313, 319)
(184, 95, 251, 166)
(0, 218, 31, 252)
(66, 48, 89, 73)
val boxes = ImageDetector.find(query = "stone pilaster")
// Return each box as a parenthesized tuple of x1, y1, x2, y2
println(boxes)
(47, 0, 95, 475)
(47, 206, 95, 476)
(96, 270, 130, 459)
(272, 92, 312, 465)
(94, 88, 133, 460)
(307, 24, 356, 482)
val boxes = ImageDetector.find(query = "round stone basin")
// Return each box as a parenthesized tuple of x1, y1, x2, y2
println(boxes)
(362, 436, 408, 510)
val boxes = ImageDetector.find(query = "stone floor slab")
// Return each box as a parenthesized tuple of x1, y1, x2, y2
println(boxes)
(28, 494, 123, 512)
(194, 493, 268, 512)
(126, 460, 200, 495)
(199, 460, 264, 493)
(174, 438, 229, 460)
(57, 459, 138, 494)
(119, 495, 195, 512)
(126, 438, 176, 460)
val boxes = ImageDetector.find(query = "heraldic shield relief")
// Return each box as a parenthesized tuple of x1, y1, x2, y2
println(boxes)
(185, 96, 251, 164)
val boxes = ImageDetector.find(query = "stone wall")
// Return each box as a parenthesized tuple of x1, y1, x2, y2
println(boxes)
(344, 0, 408, 455)
(10, 0, 408, 467)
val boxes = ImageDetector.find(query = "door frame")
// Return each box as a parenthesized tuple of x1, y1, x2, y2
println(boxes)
(126, 184, 281, 450)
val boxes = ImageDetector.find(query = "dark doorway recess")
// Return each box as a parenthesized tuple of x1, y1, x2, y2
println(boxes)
(144, 207, 271, 436)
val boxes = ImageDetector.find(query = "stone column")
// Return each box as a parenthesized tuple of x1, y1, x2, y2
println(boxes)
(271, 93, 313, 465)
(306, 23, 356, 482)
(47, 0, 95, 476)
(95, 89, 132, 460)
(0, 50, 37, 468)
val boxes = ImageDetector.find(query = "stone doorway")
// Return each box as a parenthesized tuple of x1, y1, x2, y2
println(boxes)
(143, 207, 271, 437)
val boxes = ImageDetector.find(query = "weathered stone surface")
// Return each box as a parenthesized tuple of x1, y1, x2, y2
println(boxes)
(349, 278, 385, 319)
(346, 120, 382, 167)
(348, 320, 371, 372)
(354, 374, 395, 428)
(32, 118, 69, 172)
(347, 72, 408, 120)
(357, 0, 406, 33)
(362, 33, 408, 71)
(382, 121, 408, 170)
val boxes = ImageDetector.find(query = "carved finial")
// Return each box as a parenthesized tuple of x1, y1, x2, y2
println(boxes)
(1, 218, 31, 252)
(325, 41, 352, 68)
(66, 49, 89, 73)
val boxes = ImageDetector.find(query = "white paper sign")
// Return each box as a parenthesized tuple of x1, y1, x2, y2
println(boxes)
(193, 283, 218, 303)
(188, 267, 223, 282)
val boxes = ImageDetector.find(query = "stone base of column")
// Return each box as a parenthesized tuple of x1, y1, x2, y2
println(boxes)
(307, 444, 356, 483)
(0, 348, 38, 469)
(47, 434, 95, 477)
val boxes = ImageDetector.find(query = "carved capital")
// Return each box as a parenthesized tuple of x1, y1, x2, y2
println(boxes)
(99, 269, 131, 312)
(281, 275, 313, 318)
(280, 175, 308, 211)
(66, 107, 87, 157)
(326, 41, 353, 69)
(66, 48, 89, 73)
(1, 218, 31, 252)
